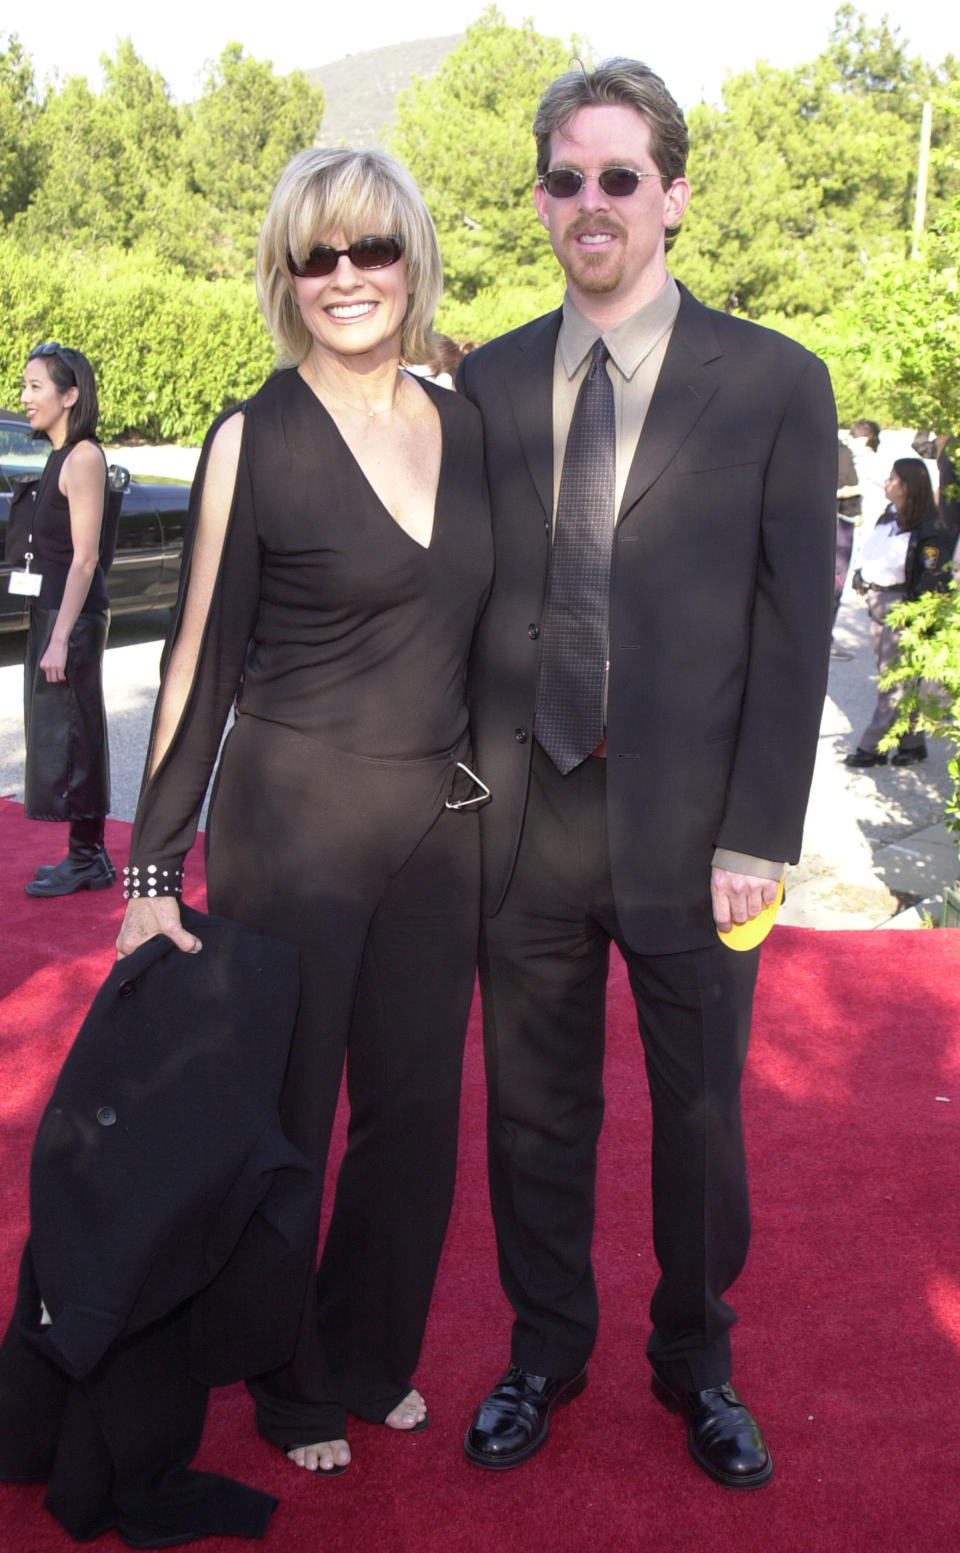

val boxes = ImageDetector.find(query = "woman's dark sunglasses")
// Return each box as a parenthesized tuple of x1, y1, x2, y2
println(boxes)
(287, 235, 403, 279)
(29, 341, 78, 379)
(538, 167, 667, 199)
(31, 340, 77, 363)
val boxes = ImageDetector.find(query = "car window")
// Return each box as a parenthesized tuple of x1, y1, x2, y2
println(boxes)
(0, 421, 51, 489)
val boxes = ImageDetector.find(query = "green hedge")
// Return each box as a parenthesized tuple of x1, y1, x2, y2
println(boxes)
(0, 241, 277, 442)
(0, 237, 932, 441)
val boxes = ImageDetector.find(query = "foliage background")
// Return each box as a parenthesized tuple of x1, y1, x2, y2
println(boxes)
(1, 4, 959, 440)
(0, 34, 321, 439)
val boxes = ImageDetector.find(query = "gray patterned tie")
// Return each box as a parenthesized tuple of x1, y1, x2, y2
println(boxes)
(534, 338, 615, 774)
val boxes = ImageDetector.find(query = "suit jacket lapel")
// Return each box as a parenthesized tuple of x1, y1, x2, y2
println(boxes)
(503, 310, 562, 522)
(618, 287, 723, 521)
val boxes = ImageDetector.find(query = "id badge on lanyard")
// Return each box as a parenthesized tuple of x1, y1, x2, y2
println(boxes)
(8, 466, 51, 597)
(8, 551, 43, 597)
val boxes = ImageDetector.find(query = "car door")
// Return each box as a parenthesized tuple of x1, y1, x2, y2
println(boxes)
(103, 477, 166, 610)
(156, 486, 190, 595)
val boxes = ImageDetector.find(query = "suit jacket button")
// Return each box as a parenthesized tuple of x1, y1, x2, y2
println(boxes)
(118, 980, 135, 999)
(527, 624, 540, 639)
(96, 1106, 118, 1126)
(514, 728, 528, 744)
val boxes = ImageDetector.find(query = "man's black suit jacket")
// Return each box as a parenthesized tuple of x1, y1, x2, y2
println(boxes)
(460, 284, 838, 953)
(24, 907, 320, 1385)
(0, 910, 319, 1542)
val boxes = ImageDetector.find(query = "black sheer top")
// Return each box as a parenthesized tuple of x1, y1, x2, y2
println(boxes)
(129, 369, 492, 878)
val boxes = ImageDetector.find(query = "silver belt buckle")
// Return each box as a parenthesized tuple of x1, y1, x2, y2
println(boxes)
(445, 760, 491, 810)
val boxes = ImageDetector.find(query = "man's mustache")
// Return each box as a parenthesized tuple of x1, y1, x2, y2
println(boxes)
(565, 217, 628, 242)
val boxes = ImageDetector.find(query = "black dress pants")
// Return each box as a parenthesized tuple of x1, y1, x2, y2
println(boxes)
(205, 714, 480, 1445)
(479, 742, 760, 1392)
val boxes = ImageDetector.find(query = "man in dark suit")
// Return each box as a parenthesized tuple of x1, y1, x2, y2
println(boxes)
(458, 59, 837, 1488)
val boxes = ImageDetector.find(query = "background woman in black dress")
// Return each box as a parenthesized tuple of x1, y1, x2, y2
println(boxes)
(17, 344, 114, 897)
(116, 148, 492, 1474)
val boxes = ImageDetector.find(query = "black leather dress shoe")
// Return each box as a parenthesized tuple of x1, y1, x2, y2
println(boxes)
(891, 745, 927, 766)
(464, 1364, 587, 1469)
(651, 1374, 773, 1489)
(844, 747, 887, 768)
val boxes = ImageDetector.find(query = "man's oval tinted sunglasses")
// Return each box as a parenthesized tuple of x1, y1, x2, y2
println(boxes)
(287, 235, 403, 279)
(538, 167, 668, 199)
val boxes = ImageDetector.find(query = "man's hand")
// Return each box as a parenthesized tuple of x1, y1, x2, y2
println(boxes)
(711, 867, 780, 933)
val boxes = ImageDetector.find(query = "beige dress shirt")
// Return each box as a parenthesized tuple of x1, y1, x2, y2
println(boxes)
(552, 279, 782, 884)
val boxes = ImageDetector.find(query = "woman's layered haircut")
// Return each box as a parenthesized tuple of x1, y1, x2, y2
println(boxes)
(257, 147, 444, 368)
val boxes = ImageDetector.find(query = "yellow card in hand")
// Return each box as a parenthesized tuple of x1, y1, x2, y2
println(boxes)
(717, 877, 784, 952)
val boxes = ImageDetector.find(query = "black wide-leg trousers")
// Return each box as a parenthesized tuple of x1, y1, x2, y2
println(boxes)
(479, 742, 760, 1392)
(205, 714, 480, 1445)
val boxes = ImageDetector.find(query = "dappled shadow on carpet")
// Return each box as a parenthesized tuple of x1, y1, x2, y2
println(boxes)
(0, 799, 958, 1551)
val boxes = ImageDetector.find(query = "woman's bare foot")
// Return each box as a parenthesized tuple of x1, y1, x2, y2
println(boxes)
(384, 1389, 428, 1431)
(286, 1439, 351, 1474)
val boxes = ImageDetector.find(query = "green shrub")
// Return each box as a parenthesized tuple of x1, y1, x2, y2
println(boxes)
(881, 579, 960, 870)
(0, 240, 276, 442)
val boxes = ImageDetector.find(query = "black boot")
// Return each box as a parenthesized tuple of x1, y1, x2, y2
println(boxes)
(32, 859, 62, 879)
(25, 818, 115, 897)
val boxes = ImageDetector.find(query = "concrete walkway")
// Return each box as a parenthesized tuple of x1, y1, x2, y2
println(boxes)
(780, 593, 958, 928)
(104, 445, 202, 483)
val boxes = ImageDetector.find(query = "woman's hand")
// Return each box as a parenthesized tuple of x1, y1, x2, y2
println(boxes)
(116, 896, 202, 960)
(39, 637, 69, 682)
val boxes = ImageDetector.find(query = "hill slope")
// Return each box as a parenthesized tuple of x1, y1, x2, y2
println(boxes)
(307, 37, 463, 149)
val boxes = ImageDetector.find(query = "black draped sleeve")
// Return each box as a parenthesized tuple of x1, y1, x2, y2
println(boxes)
(127, 409, 261, 893)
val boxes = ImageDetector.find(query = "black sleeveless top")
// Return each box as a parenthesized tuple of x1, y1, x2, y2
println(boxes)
(29, 442, 110, 613)
(131, 369, 493, 870)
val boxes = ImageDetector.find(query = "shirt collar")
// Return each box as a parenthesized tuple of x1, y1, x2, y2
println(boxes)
(558, 274, 681, 380)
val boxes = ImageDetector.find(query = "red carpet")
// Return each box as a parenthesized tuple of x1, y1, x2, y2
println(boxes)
(1, 797, 958, 1552)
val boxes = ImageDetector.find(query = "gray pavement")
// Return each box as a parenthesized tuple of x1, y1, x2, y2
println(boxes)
(1, 588, 957, 928)
(105, 444, 202, 484)
(780, 592, 958, 927)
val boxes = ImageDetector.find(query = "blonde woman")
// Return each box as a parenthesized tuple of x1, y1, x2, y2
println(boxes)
(117, 149, 492, 1473)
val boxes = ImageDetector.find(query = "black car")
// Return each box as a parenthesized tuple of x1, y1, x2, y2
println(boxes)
(0, 412, 191, 632)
